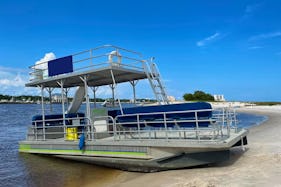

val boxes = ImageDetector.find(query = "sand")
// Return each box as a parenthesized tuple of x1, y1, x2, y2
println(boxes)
(88, 106, 281, 187)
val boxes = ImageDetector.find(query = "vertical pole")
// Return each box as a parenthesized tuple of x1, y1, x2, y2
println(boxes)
(93, 87, 96, 108)
(90, 49, 93, 64)
(164, 113, 168, 140)
(58, 80, 66, 139)
(91, 87, 98, 108)
(110, 69, 123, 114)
(94, 87, 97, 108)
(137, 114, 140, 139)
(133, 82, 136, 104)
(227, 109, 230, 137)
(195, 111, 200, 141)
(130, 80, 138, 104)
(80, 76, 91, 140)
(222, 108, 225, 137)
(64, 88, 70, 109)
(110, 84, 115, 107)
(234, 109, 238, 133)
(84, 77, 91, 124)
(47, 88, 53, 112)
(41, 85, 46, 140)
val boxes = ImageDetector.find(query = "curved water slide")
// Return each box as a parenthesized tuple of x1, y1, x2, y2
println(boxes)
(67, 86, 85, 114)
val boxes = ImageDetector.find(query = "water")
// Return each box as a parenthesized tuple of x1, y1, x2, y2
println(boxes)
(236, 112, 268, 128)
(0, 104, 267, 187)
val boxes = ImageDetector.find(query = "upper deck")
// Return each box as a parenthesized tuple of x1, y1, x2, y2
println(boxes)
(26, 45, 148, 88)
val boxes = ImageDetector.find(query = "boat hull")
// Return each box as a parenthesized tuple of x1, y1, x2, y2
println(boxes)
(54, 150, 230, 172)
(19, 129, 247, 172)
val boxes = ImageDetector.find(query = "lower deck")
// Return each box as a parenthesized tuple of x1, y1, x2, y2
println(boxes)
(19, 107, 248, 171)
(19, 126, 248, 172)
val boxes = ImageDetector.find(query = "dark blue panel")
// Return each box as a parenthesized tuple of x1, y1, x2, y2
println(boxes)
(109, 102, 213, 128)
(48, 55, 73, 76)
(32, 113, 85, 126)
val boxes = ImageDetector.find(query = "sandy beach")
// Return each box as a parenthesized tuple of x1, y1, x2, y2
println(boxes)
(90, 106, 281, 187)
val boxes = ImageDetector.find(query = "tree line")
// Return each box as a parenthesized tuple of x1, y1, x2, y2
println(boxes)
(0, 94, 156, 103)
(183, 91, 214, 101)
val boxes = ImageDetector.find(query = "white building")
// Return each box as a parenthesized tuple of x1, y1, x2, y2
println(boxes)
(167, 96, 176, 102)
(214, 94, 225, 102)
(52, 93, 67, 103)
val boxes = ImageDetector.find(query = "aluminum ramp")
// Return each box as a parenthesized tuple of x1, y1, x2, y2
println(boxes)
(67, 86, 85, 113)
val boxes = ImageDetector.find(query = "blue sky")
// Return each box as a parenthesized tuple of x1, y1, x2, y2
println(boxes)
(0, 0, 281, 101)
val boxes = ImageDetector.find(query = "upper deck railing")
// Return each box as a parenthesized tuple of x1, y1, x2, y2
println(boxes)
(29, 45, 146, 82)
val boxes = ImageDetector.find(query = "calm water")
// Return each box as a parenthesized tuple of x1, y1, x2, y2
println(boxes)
(0, 104, 267, 187)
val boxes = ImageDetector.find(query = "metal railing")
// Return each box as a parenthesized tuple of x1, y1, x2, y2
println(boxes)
(27, 107, 240, 143)
(29, 116, 93, 141)
(29, 45, 146, 82)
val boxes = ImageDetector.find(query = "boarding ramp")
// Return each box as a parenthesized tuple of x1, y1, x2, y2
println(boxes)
(67, 86, 85, 114)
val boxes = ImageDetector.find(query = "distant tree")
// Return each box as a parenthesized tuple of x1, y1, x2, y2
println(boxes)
(183, 90, 214, 101)
(183, 93, 194, 101)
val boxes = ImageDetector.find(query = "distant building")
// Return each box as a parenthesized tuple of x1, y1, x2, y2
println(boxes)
(167, 96, 176, 102)
(214, 94, 225, 102)
(52, 93, 67, 103)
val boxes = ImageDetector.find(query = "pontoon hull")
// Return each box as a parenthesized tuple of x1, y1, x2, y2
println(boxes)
(19, 130, 248, 172)
(55, 150, 230, 172)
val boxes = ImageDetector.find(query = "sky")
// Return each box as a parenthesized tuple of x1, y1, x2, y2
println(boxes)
(0, 0, 281, 101)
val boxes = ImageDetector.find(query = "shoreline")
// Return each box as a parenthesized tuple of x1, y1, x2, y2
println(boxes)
(89, 106, 281, 187)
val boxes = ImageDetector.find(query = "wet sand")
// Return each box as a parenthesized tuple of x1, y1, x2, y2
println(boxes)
(93, 107, 281, 187)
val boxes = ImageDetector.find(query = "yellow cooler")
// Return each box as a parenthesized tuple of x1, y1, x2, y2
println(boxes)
(66, 127, 78, 140)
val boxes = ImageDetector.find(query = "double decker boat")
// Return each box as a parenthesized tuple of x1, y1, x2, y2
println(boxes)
(19, 45, 248, 172)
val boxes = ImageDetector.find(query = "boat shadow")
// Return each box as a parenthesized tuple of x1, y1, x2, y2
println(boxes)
(209, 147, 249, 167)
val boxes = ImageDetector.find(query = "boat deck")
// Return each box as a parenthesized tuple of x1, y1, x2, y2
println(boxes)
(23, 107, 248, 149)
(26, 65, 147, 88)
(26, 45, 148, 88)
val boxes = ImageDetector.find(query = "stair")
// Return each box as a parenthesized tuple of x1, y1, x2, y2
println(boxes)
(143, 61, 169, 104)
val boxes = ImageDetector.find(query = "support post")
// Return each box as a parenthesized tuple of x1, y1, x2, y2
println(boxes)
(110, 69, 123, 115)
(80, 76, 90, 123)
(40, 85, 46, 140)
(195, 111, 200, 141)
(80, 76, 91, 140)
(64, 88, 70, 108)
(46, 88, 54, 112)
(109, 84, 115, 107)
(129, 80, 138, 104)
(57, 80, 66, 139)
(91, 86, 99, 108)
(90, 48, 93, 64)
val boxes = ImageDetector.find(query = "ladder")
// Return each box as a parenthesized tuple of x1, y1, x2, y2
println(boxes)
(143, 60, 170, 104)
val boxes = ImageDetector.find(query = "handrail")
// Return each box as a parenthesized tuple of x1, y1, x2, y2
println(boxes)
(29, 45, 143, 69)
(29, 108, 240, 142)
(28, 45, 146, 82)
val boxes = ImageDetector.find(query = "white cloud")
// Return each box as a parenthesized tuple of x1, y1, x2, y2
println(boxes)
(0, 74, 25, 87)
(249, 32, 281, 41)
(196, 32, 221, 47)
(35, 52, 56, 69)
(0, 70, 28, 95)
(0, 52, 56, 96)
(0, 69, 35, 95)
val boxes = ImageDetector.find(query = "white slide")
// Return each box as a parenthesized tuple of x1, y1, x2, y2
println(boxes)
(67, 86, 85, 114)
